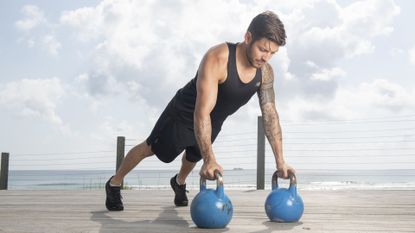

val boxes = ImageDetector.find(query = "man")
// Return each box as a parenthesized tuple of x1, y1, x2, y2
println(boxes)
(105, 11, 295, 211)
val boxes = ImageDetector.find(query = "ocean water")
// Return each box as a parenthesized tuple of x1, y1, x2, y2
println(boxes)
(6, 169, 415, 190)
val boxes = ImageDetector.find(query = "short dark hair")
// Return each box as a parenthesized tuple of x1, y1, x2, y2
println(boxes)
(247, 11, 286, 46)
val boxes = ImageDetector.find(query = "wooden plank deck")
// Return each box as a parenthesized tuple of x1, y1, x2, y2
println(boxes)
(1, 189, 414, 233)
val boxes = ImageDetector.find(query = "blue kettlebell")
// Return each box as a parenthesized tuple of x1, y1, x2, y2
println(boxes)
(190, 172, 233, 228)
(265, 170, 304, 222)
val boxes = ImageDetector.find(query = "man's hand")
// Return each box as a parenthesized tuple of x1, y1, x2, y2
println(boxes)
(277, 162, 295, 179)
(200, 159, 224, 180)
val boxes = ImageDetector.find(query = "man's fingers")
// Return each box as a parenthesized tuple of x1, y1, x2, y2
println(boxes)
(283, 170, 288, 178)
(200, 162, 224, 180)
(207, 170, 215, 180)
(278, 169, 288, 178)
(202, 168, 215, 180)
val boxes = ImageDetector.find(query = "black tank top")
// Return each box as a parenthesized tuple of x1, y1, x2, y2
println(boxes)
(171, 42, 262, 129)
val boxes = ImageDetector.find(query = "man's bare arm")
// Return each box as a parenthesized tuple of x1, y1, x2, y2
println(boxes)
(258, 64, 288, 173)
(194, 44, 227, 179)
(194, 57, 217, 164)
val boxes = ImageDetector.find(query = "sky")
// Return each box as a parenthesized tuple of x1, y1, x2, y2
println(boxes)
(1, 0, 415, 171)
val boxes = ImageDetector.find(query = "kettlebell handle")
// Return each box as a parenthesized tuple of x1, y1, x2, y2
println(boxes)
(272, 170, 297, 190)
(200, 170, 223, 190)
(200, 171, 225, 198)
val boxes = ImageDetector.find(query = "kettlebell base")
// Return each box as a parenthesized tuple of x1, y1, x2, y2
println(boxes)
(268, 218, 300, 223)
(194, 224, 228, 229)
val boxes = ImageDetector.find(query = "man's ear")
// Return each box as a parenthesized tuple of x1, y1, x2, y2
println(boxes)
(244, 31, 252, 45)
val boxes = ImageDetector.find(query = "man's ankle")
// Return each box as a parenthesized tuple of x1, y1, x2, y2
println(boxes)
(110, 176, 122, 186)
(176, 174, 186, 185)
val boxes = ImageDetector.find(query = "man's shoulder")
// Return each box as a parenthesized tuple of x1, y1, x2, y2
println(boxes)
(262, 63, 273, 73)
(260, 63, 275, 84)
(205, 42, 229, 64)
(199, 43, 229, 83)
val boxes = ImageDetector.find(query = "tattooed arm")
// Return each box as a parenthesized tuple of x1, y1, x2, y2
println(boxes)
(194, 44, 227, 180)
(258, 63, 295, 178)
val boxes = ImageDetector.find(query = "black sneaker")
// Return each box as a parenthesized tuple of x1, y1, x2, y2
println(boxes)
(170, 174, 188, 206)
(105, 176, 124, 211)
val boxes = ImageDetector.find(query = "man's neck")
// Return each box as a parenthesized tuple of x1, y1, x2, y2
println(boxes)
(237, 42, 257, 71)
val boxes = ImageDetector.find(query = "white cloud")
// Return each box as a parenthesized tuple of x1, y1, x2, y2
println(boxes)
(288, 0, 399, 67)
(75, 70, 122, 97)
(409, 46, 415, 65)
(59, 0, 254, 66)
(281, 97, 339, 122)
(3, 0, 413, 171)
(59, 0, 258, 107)
(340, 0, 399, 37)
(0, 78, 65, 125)
(283, 78, 415, 122)
(15, 5, 46, 31)
(310, 67, 346, 81)
(57, 0, 401, 121)
(15, 5, 63, 56)
(42, 34, 62, 56)
(60, 6, 104, 41)
(338, 79, 415, 112)
(90, 117, 135, 142)
(390, 47, 404, 57)
(267, 0, 401, 113)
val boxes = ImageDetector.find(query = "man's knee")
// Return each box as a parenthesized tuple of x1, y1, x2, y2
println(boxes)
(184, 150, 202, 163)
(139, 140, 154, 158)
(182, 152, 198, 164)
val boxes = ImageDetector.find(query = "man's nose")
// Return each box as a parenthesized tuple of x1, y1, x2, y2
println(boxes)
(262, 53, 271, 62)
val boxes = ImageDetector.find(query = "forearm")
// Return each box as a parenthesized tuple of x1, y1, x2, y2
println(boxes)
(262, 105, 284, 167)
(194, 114, 215, 162)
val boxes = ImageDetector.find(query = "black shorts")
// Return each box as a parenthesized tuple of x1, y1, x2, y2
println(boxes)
(146, 102, 221, 163)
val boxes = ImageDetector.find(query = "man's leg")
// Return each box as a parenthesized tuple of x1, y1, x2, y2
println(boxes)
(111, 140, 154, 185)
(170, 153, 197, 206)
(177, 152, 197, 184)
(106, 140, 153, 211)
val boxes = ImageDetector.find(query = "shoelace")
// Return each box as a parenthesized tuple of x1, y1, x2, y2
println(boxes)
(177, 188, 189, 194)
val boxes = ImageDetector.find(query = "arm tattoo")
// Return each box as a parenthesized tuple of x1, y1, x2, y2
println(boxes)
(263, 106, 282, 145)
(258, 64, 282, 146)
(259, 64, 276, 105)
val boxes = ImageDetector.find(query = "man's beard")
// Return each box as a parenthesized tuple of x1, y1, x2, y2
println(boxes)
(246, 42, 263, 68)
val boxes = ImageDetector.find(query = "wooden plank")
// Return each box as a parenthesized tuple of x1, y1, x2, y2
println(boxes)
(0, 190, 414, 233)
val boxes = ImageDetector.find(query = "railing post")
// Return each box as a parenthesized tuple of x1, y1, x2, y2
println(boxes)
(116, 136, 125, 188)
(257, 116, 265, 190)
(1, 152, 10, 190)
